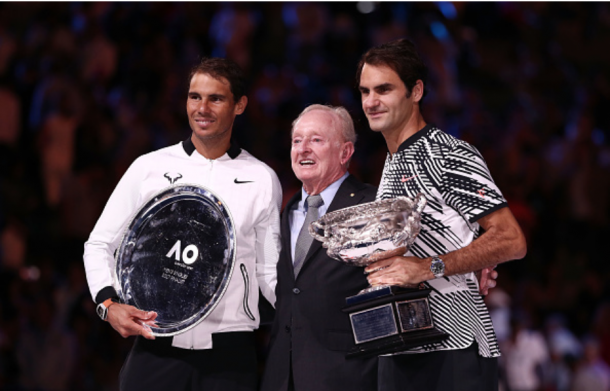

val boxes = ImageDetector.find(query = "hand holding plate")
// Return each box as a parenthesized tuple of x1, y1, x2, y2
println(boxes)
(107, 303, 158, 340)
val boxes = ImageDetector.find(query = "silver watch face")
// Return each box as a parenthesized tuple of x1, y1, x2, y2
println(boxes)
(115, 184, 236, 337)
(431, 257, 445, 277)
(96, 303, 107, 320)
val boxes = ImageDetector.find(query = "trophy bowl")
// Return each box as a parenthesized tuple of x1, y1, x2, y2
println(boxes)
(309, 194, 427, 268)
(309, 193, 448, 358)
(115, 184, 236, 337)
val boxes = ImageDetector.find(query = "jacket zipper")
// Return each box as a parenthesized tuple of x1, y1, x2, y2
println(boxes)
(240, 263, 255, 321)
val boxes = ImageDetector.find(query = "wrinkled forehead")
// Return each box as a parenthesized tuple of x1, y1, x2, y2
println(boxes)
(292, 109, 342, 140)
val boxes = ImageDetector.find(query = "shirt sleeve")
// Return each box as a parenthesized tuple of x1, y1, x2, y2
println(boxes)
(83, 157, 145, 302)
(440, 142, 507, 223)
(254, 168, 283, 307)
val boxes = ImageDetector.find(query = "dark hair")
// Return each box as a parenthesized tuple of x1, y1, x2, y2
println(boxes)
(356, 38, 428, 100)
(189, 57, 247, 102)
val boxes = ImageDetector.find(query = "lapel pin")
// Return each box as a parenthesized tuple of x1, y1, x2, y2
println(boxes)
(350, 193, 355, 197)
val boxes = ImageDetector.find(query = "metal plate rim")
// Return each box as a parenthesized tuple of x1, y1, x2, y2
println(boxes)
(114, 183, 237, 336)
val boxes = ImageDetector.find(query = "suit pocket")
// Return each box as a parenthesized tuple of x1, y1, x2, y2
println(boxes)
(325, 330, 355, 351)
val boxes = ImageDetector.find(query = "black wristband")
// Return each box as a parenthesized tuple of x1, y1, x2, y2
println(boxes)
(95, 286, 120, 305)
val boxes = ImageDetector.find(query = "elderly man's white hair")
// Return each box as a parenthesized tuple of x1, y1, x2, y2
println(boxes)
(291, 104, 357, 145)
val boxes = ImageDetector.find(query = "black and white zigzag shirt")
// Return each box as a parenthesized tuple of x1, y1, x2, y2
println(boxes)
(377, 125, 506, 358)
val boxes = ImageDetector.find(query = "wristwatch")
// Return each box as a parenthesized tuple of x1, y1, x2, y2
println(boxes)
(430, 256, 445, 279)
(96, 298, 117, 321)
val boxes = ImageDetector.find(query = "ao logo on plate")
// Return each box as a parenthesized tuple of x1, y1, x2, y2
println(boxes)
(166, 240, 199, 265)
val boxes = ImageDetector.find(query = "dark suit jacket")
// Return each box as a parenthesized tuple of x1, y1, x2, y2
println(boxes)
(261, 175, 378, 391)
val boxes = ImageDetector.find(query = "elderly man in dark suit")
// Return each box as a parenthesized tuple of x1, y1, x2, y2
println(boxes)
(261, 104, 378, 391)
(260, 104, 499, 391)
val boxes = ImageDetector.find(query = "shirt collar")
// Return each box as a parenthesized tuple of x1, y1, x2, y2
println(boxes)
(182, 137, 241, 159)
(298, 171, 349, 214)
(395, 124, 433, 154)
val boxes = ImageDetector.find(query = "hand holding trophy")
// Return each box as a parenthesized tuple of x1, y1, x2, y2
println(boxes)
(310, 193, 448, 358)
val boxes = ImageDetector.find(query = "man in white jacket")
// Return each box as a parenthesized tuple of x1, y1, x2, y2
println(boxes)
(83, 57, 282, 391)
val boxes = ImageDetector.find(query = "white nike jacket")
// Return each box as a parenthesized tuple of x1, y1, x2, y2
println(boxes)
(83, 138, 282, 349)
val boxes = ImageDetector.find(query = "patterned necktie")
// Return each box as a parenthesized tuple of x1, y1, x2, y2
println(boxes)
(293, 194, 324, 277)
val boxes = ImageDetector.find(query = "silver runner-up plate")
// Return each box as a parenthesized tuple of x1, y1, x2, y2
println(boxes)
(115, 184, 236, 337)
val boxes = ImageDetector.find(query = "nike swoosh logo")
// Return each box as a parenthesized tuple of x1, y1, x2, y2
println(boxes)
(401, 175, 417, 182)
(234, 179, 254, 184)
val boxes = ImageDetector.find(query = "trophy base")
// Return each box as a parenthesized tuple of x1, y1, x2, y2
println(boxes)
(346, 327, 449, 359)
(344, 286, 449, 359)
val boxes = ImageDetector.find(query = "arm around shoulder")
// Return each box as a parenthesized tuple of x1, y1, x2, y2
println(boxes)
(442, 206, 527, 277)
(478, 206, 527, 261)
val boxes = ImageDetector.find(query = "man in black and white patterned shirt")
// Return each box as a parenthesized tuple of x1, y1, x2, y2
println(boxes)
(357, 39, 527, 391)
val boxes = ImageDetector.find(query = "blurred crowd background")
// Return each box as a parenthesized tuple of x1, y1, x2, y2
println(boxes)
(0, 2, 609, 391)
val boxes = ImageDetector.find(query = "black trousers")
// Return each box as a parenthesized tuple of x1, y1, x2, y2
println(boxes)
(378, 343, 498, 391)
(119, 332, 258, 391)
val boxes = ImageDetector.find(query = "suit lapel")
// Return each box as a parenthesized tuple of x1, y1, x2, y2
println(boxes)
(326, 175, 368, 213)
(281, 191, 302, 281)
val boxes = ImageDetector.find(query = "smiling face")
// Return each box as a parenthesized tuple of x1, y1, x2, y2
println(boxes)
(359, 63, 423, 139)
(291, 110, 354, 195)
(186, 72, 247, 151)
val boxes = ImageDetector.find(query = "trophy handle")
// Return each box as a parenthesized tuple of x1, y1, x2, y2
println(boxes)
(414, 193, 427, 214)
(309, 220, 327, 243)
